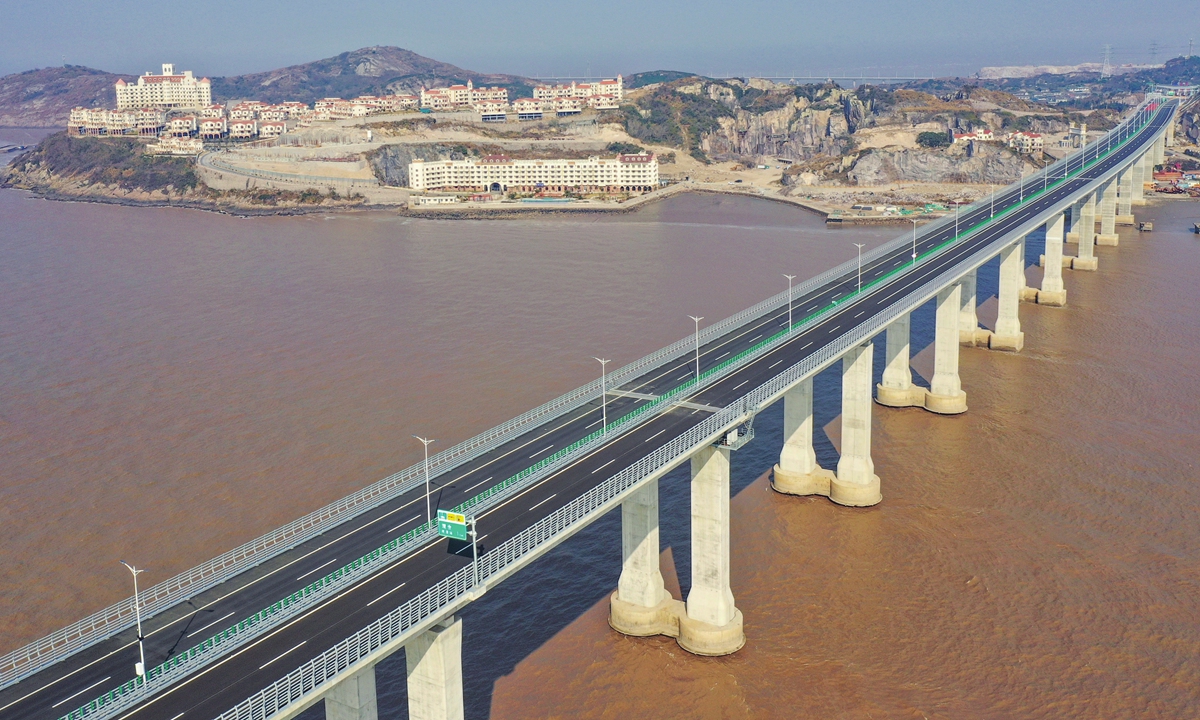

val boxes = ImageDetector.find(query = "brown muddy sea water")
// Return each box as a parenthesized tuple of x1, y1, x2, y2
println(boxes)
(1, 171, 1198, 717)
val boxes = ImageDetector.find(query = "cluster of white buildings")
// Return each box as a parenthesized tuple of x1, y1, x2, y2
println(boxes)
(408, 152, 658, 194)
(951, 128, 1044, 154)
(417, 77, 625, 121)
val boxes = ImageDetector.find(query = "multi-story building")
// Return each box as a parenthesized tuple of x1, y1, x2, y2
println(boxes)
(137, 108, 167, 135)
(408, 153, 659, 194)
(230, 104, 258, 121)
(554, 98, 582, 116)
(586, 95, 619, 110)
(512, 98, 547, 121)
(259, 121, 286, 138)
(199, 117, 228, 139)
(1006, 131, 1043, 154)
(475, 100, 508, 122)
(259, 106, 288, 122)
(420, 80, 509, 110)
(115, 63, 212, 109)
(229, 119, 258, 138)
(166, 116, 197, 137)
(533, 76, 624, 102)
(199, 104, 226, 118)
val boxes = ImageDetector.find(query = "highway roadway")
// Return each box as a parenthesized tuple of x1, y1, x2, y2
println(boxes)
(0, 101, 1172, 720)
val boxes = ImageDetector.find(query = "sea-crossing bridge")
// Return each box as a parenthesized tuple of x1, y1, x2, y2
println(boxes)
(0, 98, 1179, 720)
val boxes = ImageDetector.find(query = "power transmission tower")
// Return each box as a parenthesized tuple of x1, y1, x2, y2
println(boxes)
(1149, 41, 1158, 65)
(1101, 44, 1113, 77)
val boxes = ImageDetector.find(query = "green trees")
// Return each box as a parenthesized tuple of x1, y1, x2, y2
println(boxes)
(917, 131, 951, 148)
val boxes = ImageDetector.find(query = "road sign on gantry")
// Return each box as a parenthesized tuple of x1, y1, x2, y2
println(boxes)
(437, 509, 468, 540)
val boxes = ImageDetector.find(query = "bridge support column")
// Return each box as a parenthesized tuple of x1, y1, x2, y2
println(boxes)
(831, 342, 882, 505)
(1072, 193, 1098, 271)
(772, 377, 836, 495)
(406, 617, 464, 720)
(680, 445, 745, 656)
(876, 314, 926, 407)
(1037, 215, 1067, 307)
(1018, 234, 1039, 303)
(1131, 154, 1147, 206)
(926, 285, 969, 413)
(1116, 166, 1135, 225)
(610, 479, 683, 637)
(958, 269, 990, 346)
(325, 666, 378, 720)
(1097, 178, 1119, 245)
(990, 241, 1026, 352)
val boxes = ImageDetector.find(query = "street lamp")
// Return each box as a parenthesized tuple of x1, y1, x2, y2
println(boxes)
(783, 274, 796, 332)
(910, 219, 919, 263)
(853, 243, 865, 293)
(989, 184, 994, 217)
(954, 201, 960, 237)
(119, 561, 147, 678)
(413, 435, 435, 525)
(688, 315, 704, 381)
(592, 357, 610, 435)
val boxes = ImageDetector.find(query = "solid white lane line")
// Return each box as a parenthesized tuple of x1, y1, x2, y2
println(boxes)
(644, 428, 667, 443)
(116, 540, 441, 719)
(462, 477, 494, 495)
(259, 642, 305, 670)
(386, 515, 421, 533)
(186, 611, 235, 638)
(168, 713, 184, 720)
(528, 444, 555, 459)
(529, 494, 558, 512)
(51, 677, 112, 708)
(295, 558, 338, 582)
(591, 459, 616, 474)
(366, 583, 407, 607)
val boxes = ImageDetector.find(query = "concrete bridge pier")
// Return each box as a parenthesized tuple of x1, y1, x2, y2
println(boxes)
(990, 241, 1027, 351)
(831, 342, 883, 505)
(1131, 154, 1147, 206)
(1097, 178, 1119, 246)
(875, 314, 927, 408)
(1116, 167, 1135, 225)
(610, 478, 683, 637)
(405, 617, 465, 720)
(772, 377, 836, 494)
(679, 445, 745, 656)
(926, 284, 969, 413)
(957, 269, 991, 346)
(1037, 215, 1067, 307)
(326, 666, 379, 720)
(1072, 193, 1099, 271)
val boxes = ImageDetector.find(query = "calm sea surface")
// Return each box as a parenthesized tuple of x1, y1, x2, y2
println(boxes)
(1, 173, 1198, 717)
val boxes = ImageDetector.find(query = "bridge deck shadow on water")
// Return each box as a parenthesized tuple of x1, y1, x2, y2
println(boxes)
(285, 241, 1040, 719)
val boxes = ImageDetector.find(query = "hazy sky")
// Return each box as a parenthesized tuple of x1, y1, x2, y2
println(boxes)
(2, 0, 1196, 78)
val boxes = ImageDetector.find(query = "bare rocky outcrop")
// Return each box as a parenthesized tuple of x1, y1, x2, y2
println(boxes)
(848, 143, 1024, 185)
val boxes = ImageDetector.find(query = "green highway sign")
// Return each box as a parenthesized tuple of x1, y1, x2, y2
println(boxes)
(437, 509, 468, 541)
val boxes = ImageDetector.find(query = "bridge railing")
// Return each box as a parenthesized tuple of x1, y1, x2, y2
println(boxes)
(210, 113, 1161, 719)
(2, 99, 1168, 693)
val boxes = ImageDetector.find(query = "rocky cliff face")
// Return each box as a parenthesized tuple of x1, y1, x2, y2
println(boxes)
(848, 143, 1024, 185)
(366, 144, 463, 186)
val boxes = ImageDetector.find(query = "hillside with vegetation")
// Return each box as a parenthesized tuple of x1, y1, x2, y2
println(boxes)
(0, 66, 133, 127)
(5, 132, 197, 191)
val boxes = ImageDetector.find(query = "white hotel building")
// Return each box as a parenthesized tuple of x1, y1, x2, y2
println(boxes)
(115, 64, 212, 109)
(408, 153, 659, 194)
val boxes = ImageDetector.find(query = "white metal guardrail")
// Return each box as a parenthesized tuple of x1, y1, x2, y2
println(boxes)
(211, 114, 1171, 719)
(1, 99, 1169, 693)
